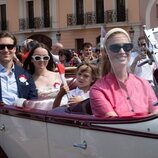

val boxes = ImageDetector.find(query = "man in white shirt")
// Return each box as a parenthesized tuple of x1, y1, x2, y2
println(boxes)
(130, 36, 155, 83)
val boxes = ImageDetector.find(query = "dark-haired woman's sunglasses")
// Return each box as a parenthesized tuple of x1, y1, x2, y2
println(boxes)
(108, 43, 133, 53)
(32, 55, 50, 61)
(0, 44, 15, 50)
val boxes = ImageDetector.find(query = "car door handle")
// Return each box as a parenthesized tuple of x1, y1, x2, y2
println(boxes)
(0, 124, 5, 131)
(73, 140, 87, 150)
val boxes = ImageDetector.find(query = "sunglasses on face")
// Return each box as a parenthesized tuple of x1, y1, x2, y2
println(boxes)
(108, 43, 133, 53)
(32, 55, 50, 61)
(0, 44, 15, 50)
(140, 43, 146, 47)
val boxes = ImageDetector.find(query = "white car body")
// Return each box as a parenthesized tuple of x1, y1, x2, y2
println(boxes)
(1, 103, 158, 158)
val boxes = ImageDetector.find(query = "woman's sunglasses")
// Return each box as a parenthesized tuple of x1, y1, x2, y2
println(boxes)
(108, 43, 133, 53)
(0, 44, 15, 50)
(32, 55, 50, 61)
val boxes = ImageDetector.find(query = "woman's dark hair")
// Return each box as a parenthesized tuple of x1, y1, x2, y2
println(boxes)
(23, 43, 56, 74)
(27, 40, 39, 51)
(59, 49, 73, 62)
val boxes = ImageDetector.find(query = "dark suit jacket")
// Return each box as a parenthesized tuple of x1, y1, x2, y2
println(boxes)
(0, 65, 38, 102)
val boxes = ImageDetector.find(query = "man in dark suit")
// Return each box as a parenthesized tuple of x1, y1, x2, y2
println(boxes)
(0, 31, 37, 105)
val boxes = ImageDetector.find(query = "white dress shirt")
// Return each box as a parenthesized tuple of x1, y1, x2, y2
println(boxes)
(60, 87, 89, 106)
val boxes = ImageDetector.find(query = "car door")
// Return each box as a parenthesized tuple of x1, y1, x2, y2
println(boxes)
(0, 114, 5, 152)
(0, 113, 50, 158)
(80, 123, 158, 158)
(47, 122, 82, 158)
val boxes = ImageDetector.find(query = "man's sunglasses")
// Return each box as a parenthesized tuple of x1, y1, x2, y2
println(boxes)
(108, 43, 133, 53)
(0, 44, 15, 50)
(140, 43, 146, 47)
(32, 55, 50, 61)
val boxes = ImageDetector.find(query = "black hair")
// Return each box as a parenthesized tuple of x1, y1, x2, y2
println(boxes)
(59, 49, 73, 62)
(27, 40, 39, 51)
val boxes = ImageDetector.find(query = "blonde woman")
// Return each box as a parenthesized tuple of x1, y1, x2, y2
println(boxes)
(90, 28, 158, 117)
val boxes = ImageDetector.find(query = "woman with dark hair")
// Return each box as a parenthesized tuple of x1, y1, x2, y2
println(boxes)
(23, 43, 55, 73)
(23, 43, 62, 99)
(58, 49, 73, 67)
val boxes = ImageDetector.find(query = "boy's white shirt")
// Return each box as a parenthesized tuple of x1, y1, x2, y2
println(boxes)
(60, 87, 89, 106)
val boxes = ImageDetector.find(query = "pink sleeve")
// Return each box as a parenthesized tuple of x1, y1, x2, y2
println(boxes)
(90, 85, 115, 117)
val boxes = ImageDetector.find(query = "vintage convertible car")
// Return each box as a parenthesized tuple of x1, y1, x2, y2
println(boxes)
(1, 98, 158, 158)
(1, 26, 158, 158)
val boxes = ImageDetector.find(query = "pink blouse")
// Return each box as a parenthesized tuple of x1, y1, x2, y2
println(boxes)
(90, 73, 158, 117)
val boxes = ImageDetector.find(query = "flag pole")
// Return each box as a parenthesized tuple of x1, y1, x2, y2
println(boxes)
(100, 26, 106, 49)
(56, 63, 70, 100)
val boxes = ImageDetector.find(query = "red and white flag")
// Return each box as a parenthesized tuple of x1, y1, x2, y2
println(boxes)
(56, 63, 67, 85)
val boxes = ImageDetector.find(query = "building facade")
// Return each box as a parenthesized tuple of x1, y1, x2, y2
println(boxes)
(0, 0, 157, 50)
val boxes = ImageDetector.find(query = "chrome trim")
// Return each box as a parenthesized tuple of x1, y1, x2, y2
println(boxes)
(73, 140, 87, 150)
(0, 124, 5, 131)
